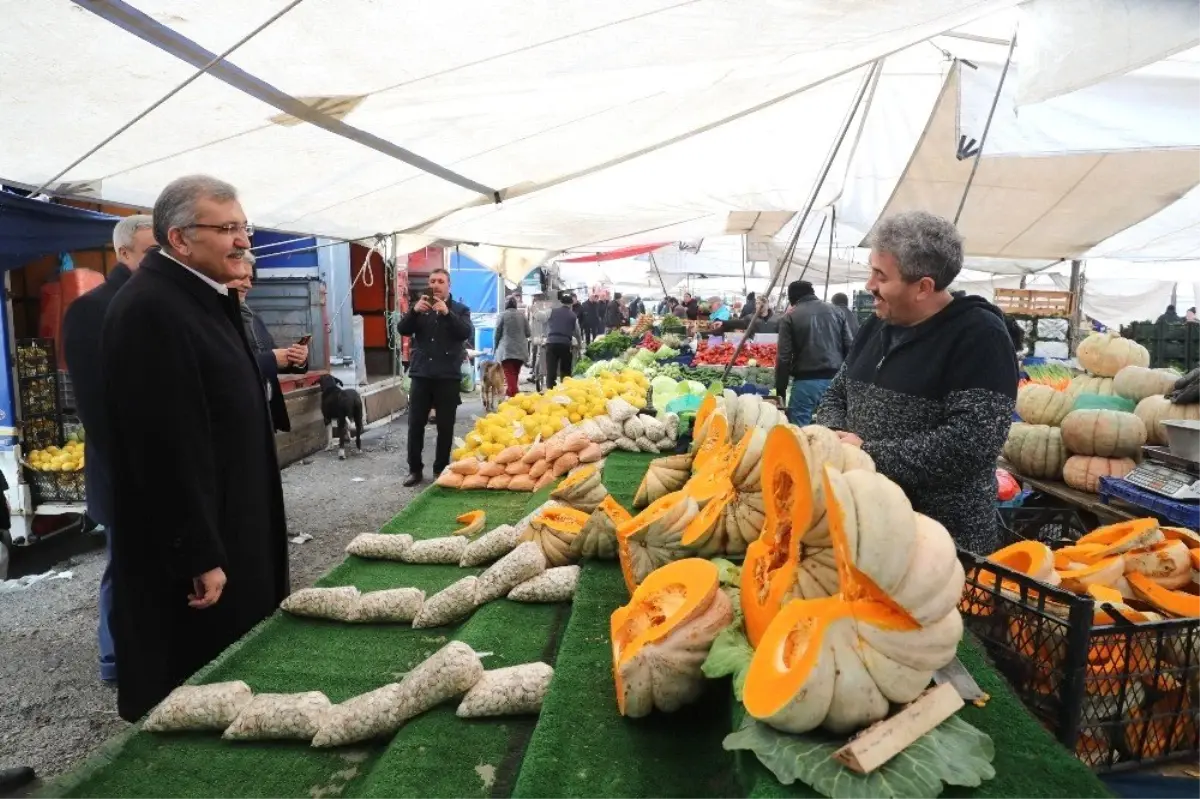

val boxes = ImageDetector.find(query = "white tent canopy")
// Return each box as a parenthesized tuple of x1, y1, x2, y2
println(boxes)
(2, 0, 1199, 279)
(2, 0, 1023, 244)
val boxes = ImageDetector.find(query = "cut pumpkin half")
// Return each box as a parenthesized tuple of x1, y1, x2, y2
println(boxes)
(550, 464, 608, 513)
(1077, 518, 1163, 556)
(617, 492, 699, 594)
(454, 510, 487, 537)
(741, 426, 815, 646)
(610, 558, 733, 717)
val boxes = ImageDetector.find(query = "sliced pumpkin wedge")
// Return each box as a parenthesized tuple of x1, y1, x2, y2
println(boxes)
(1125, 540, 1192, 582)
(1161, 526, 1200, 549)
(1077, 518, 1163, 556)
(1126, 572, 1200, 618)
(1059, 555, 1125, 593)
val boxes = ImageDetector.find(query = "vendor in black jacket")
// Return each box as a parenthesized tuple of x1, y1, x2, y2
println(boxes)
(814, 211, 1018, 553)
(397, 267, 474, 486)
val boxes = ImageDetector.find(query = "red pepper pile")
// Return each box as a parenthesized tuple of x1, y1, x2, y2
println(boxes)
(639, 332, 662, 352)
(692, 341, 777, 367)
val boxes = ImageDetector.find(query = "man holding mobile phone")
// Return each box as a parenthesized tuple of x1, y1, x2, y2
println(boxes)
(397, 268, 473, 486)
(228, 253, 309, 431)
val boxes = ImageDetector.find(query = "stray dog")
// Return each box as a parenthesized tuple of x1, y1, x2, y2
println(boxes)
(480, 360, 506, 413)
(318, 374, 364, 460)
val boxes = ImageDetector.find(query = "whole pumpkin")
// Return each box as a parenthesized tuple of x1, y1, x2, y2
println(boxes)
(1067, 374, 1115, 397)
(1002, 423, 1067, 479)
(1133, 395, 1200, 446)
(1060, 409, 1146, 458)
(1112, 366, 1180, 403)
(1016, 384, 1074, 426)
(1062, 455, 1136, 493)
(1076, 332, 1150, 378)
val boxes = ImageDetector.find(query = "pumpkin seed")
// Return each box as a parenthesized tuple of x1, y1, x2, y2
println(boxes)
(412, 576, 479, 629)
(345, 533, 413, 561)
(508, 566, 580, 603)
(459, 524, 520, 567)
(402, 536, 469, 565)
(474, 541, 546, 605)
(143, 681, 253, 732)
(456, 662, 554, 718)
(311, 683, 405, 748)
(222, 691, 331, 741)
(396, 641, 484, 721)
(280, 586, 361, 621)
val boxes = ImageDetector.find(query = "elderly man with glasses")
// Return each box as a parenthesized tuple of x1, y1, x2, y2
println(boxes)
(99, 174, 291, 723)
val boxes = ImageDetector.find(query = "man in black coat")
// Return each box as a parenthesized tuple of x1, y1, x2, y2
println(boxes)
(62, 213, 156, 684)
(397, 267, 473, 486)
(227, 252, 309, 432)
(100, 175, 289, 722)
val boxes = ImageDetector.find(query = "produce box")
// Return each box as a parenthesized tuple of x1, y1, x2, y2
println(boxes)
(23, 466, 86, 504)
(957, 547, 1198, 772)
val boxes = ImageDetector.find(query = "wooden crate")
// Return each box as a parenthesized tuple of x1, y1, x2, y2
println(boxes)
(994, 289, 1075, 318)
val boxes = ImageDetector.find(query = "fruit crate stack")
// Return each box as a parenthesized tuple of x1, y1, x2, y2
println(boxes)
(15, 338, 64, 451)
(1119, 321, 1200, 372)
(957, 544, 1198, 772)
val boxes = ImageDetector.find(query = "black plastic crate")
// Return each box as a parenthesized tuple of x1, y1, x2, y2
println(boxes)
(14, 338, 56, 379)
(22, 466, 86, 504)
(19, 374, 61, 416)
(20, 415, 62, 452)
(958, 548, 1199, 771)
(58, 370, 76, 414)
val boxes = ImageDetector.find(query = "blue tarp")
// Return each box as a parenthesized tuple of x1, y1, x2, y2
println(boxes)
(448, 251, 500, 313)
(0, 190, 119, 271)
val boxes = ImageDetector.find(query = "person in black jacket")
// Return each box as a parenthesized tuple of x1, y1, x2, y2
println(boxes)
(397, 268, 474, 486)
(829, 292, 860, 338)
(814, 211, 1018, 553)
(605, 293, 628, 331)
(545, 291, 583, 387)
(775, 281, 853, 425)
(228, 253, 308, 432)
(62, 213, 156, 684)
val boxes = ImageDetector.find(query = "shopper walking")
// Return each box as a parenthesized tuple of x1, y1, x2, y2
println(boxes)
(62, 215, 155, 685)
(776, 280, 854, 426)
(100, 175, 290, 722)
(545, 290, 582, 387)
(494, 295, 531, 397)
(398, 268, 474, 486)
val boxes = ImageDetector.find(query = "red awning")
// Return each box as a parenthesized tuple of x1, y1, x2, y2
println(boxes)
(559, 243, 670, 263)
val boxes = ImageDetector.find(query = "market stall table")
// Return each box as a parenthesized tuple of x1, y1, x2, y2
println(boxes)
(47, 453, 1111, 799)
(998, 458, 1137, 540)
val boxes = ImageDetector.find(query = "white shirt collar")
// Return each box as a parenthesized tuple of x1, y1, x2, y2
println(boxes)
(159, 250, 229, 295)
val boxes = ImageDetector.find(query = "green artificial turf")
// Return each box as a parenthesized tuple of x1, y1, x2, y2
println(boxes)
(48, 451, 1115, 799)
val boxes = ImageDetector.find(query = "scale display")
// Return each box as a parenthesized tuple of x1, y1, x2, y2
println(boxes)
(1123, 462, 1200, 501)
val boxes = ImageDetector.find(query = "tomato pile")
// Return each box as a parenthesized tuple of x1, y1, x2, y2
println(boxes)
(638, 332, 662, 352)
(692, 340, 777, 367)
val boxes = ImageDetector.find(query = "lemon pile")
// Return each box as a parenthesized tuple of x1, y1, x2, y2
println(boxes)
(454, 370, 649, 461)
(27, 441, 85, 472)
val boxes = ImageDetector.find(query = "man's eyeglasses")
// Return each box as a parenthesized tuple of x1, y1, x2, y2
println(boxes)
(184, 222, 255, 237)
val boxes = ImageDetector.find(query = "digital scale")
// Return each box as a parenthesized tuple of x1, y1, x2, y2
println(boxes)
(1122, 446, 1200, 501)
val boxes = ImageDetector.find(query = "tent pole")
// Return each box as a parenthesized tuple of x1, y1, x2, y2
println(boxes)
(823, 207, 836, 301)
(720, 60, 881, 384)
(953, 33, 1018, 226)
(1068, 259, 1084, 356)
(647, 253, 671, 298)
(785, 216, 826, 298)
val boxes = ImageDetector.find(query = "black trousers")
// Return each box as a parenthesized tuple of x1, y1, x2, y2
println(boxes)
(408, 377, 460, 474)
(545, 343, 573, 388)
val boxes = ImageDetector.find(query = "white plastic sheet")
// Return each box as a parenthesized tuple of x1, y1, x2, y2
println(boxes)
(1016, 0, 1200, 107)
(0, 0, 1018, 247)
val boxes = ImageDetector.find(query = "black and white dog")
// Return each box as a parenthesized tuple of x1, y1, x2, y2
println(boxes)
(318, 374, 364, 460)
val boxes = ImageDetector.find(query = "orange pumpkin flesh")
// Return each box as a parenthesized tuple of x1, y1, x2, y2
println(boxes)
(681, 487, 735, 555)
(610, 558, 731, 716)
(617, 492, 696, 594)
(692, 412, 730, 473)
(453, 510, 487, 536)
(1077, 518, 1163, 556)
(742, 427, 815, 646)
(1127, 572, 1200, 618)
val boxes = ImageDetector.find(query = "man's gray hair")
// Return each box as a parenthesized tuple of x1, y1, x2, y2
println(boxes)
(870, 211, 963, 291)
(112, 214, 153, 252)
(152, 175, 239, 249)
